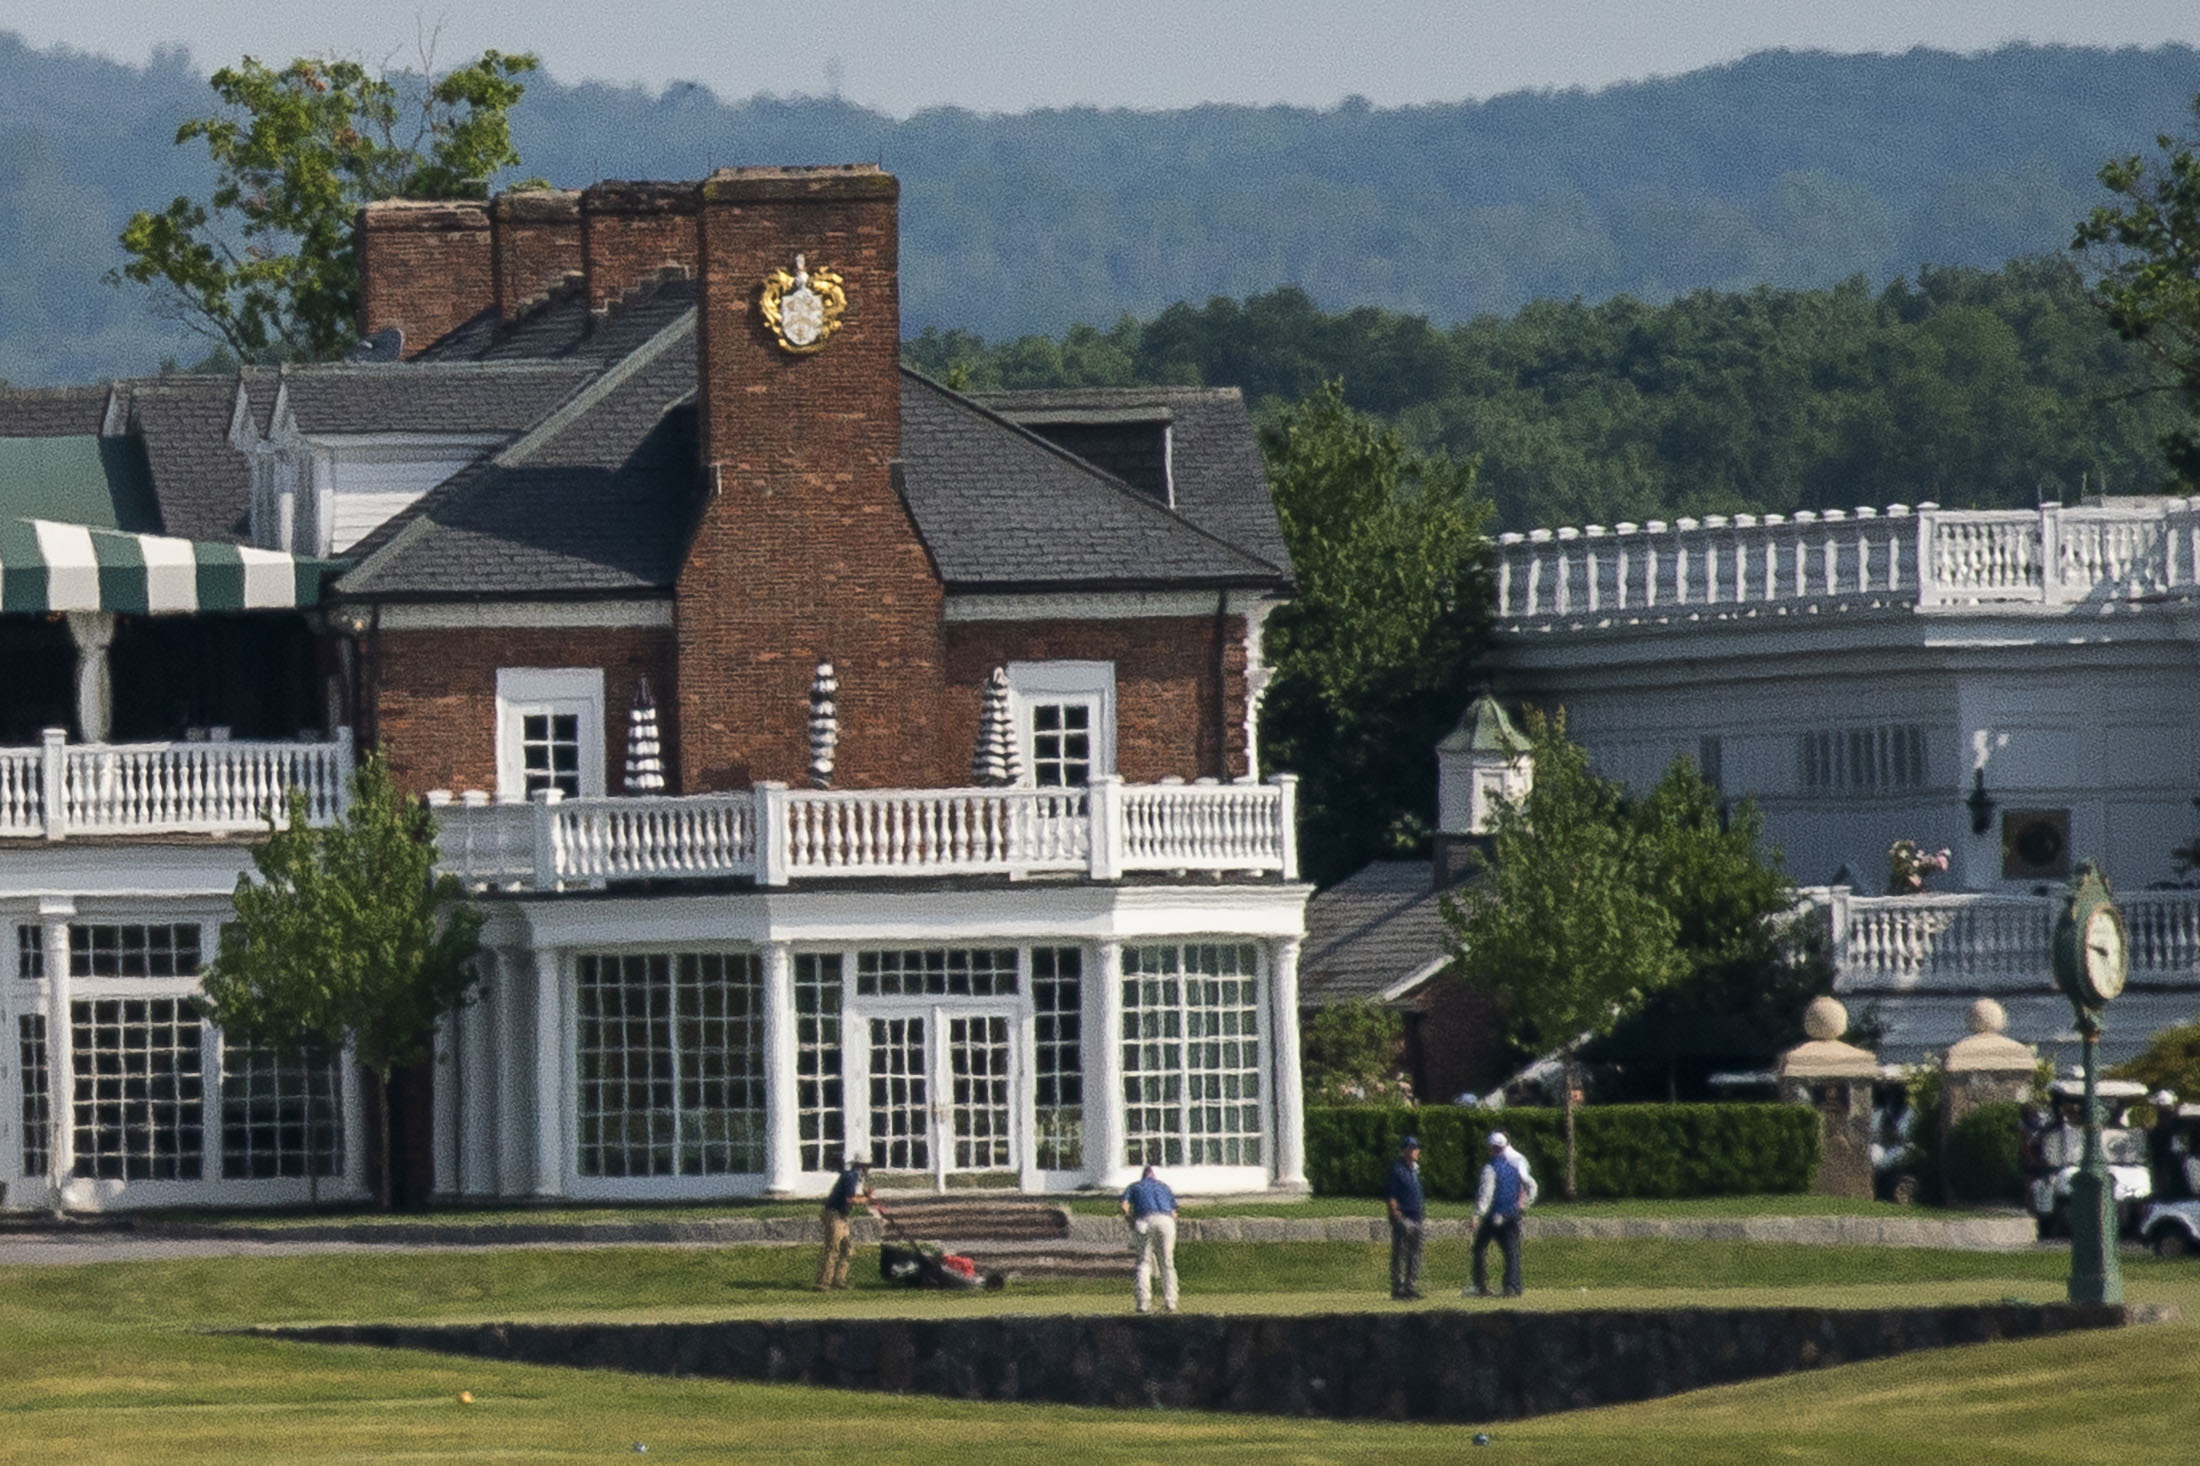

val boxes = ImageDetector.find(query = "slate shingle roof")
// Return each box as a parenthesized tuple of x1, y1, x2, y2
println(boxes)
(973, 387, 1291, 576)
(1300, 861, 1455, 1006)
(0, 386, 108, 438)
(900, 374, 1289, 592)
(115, 377, 253, 542)
(334, 316, 700, 598)
(276, 362, 595, 436)
(412, 277, 700, 367)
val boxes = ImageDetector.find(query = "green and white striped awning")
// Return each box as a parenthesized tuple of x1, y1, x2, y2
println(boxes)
(0, 519, 333, 614)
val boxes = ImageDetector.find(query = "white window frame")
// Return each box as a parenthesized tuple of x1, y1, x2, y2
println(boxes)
(495, 668, 606, 801)
(1006, 661, 1116, 787)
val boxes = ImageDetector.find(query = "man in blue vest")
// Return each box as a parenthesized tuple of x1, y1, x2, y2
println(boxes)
(1466, 1130, 1537, 1297)
(1383, 1134, 1426, 1300)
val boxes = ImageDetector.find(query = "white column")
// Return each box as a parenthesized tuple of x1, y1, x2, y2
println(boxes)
(1086, 938, 1125, 1187)
(1269, 936, 1307, 1189)
(39, 902, 74, 1210)
(762, 942, 799, 1194)
(431, 1008, 460, 1199)
(492, 949, 528, 1197)
(64, 612, 114, 744)
(531, 947, 564, 1196)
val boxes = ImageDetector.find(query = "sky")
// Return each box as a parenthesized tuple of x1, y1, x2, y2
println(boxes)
(2, 0, 2196, 115)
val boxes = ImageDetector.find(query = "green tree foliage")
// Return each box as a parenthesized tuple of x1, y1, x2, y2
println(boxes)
(112, 47, 537, 364)
(1300, 999, 1412, 1105)
(1443, 710, 1693, 1194)
(200, 756, 483, 1206)
(2112, 1017, 2200, 1099)
(2074, 92, 2200, 488)
(1257, 383, 1490, 883)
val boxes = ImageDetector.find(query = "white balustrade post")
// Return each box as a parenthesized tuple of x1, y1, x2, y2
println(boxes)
(2040, 501, 2066, 604)
(531, 947, 565, 1197)
(529, 788, 562, 892)
(1915, 503, 1940, 606)
(753, 781, 790, 886)
(1269, 936, 1308, 1189)
(1088, 775, 1124, 880)
(763, 941, 799, 1195)
(332, 726, 356, 816)
(1087, 938, 1126, 1186)
(1270, 773, 1300, 879)
(38, 727, 66, 842)
(40, 901, 73, 1213)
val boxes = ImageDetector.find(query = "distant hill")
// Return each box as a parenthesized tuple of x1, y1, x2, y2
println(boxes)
(0, 37, 2195, 384)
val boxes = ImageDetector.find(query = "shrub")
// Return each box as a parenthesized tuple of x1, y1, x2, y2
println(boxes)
(1307, 1103, 1821, 1199)
(1943, 1101, 2024, 1205)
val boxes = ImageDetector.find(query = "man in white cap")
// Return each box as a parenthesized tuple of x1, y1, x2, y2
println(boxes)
(1465, 1129, 1536, 1297)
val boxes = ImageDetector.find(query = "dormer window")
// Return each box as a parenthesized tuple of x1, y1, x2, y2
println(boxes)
(1001, 409, 1174, 507)
(1007, 661, 1116, 787)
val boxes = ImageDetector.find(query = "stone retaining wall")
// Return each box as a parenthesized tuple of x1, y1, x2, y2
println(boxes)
(275, 1302, 2164, 1422)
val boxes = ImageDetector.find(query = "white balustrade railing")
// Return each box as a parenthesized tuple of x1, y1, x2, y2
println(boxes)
(1496, 498, 2200, 630)
(2, 727, 354, 839)
(1823, 886, 2200, 993)
(432, 774, 1299, 890)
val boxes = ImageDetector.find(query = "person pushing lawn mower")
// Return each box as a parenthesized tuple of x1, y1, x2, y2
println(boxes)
(875, 1201, 1009, 1291)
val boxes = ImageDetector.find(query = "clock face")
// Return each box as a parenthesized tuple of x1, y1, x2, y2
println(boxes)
(2084, 906, 2127, 1003)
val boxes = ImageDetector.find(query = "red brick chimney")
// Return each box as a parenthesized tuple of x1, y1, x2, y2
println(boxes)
(580, 181, 699, 314)
(677, 165, 949, 791)
(355, 200, 493, 358)
(491, 189, 582, 319)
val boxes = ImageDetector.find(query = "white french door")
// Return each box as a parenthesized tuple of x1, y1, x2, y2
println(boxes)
(864, 1007, 1019, 1185)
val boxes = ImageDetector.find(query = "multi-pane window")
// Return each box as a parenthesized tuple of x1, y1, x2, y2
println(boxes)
(1030, 703, 1093, 786)
(17, 924, 42, 979)
(19, 1015, 48, 1178)
(1033, 947, 1083, 1170)
(855, 948, 1018, 997)
(947, 1014, 1013, 1169)
(576, 953, 765, 1178)
(71, 997, 205, 1181)
(1798, 726, 1926, 794)
(795, 953, 845, 1173)
(220, 1042, 343, 1179)
(1121, 943, 1263, 1168)
(868, 1016, 929, 1170)
(68, 923, 201, 978)
(521, 712, 583, 798)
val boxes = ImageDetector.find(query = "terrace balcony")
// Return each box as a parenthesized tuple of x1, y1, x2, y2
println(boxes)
(1494, 498, 2200, 634)
(0, 727, 355, 840)
(431, 774, 1302, 890)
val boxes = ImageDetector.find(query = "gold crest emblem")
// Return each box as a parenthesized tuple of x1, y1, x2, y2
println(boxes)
(760, 253, 847, 353)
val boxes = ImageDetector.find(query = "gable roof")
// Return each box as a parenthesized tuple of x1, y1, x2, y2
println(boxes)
(332, 315, 701, 599)
(273, 362, 595, 437)
(900, 373, 1290, 592)
(0, 386, 108, 439)
(1301, 861, 1456, 1006)
(114, 376, 254, 541)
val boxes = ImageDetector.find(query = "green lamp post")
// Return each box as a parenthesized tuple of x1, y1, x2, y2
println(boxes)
(2051, 861, 2127, 1306)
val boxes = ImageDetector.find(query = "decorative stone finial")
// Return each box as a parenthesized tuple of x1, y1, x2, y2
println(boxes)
(1966, 998, 2007, 1036)
(1802, 996, 1848, 1042)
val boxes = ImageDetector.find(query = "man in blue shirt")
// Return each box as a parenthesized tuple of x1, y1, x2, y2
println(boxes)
(816, 1155, 872, 1291)
(1384, 1134, 1426, 1300)
(1120, 1163, 1180, 1313)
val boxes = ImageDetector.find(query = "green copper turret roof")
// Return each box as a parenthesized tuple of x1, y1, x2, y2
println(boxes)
(1437, 692, 1528, 755)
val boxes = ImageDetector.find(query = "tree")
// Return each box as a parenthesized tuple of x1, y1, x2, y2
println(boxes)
(1259, 381, 1491, 884)
(200, 755, 483, 1207)
(113, 44, 538, 364)
(1443, 710, 1691, 1197)
(2073, 93, 2200, 489)
(1301, 999, 1412, 1105)
(2113, 1017, 2200, 1101)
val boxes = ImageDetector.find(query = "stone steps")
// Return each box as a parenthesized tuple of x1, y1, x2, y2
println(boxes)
(871, 1196, 1072, 1243)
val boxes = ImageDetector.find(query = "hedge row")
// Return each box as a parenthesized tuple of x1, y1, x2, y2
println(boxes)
(1307, 1104, 1822, 1199)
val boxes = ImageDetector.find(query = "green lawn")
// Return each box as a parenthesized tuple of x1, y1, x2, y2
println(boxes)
(3, 1239, 2194, 1463)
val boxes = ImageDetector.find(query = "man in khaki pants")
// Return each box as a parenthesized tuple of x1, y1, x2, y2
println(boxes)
(817, 1156, 873, 1290)
(1119, 1163, 1180, 1313)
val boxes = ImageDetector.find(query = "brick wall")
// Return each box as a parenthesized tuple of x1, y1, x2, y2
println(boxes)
(944, 616, 1250, 782)
(356, 201, 493, 358)
(679, 166, 949, 792)
(371, 626, 676, 797)
(493, 190, 582, 319)
(581, 181, 700, 314)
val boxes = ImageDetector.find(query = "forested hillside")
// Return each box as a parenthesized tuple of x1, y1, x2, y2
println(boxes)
(0, 36, 2194, 384)
(906, 258, 2185, 529)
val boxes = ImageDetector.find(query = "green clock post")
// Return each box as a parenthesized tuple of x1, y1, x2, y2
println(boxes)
(2051, 862, 2127, 1306)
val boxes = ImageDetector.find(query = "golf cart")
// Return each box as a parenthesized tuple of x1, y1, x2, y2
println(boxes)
(2027, 1078, 2153, 1238)
(2139, 1199, 2200, 1258)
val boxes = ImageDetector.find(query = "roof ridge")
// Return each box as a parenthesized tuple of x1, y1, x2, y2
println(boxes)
(495, 310, 696, 469)
(901, 366, 1288, 582)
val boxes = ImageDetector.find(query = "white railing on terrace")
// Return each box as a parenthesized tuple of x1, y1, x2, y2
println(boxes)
(1495, 498, 2200, 628)
(1821, 886, 2200, 993)
(432, 774, 1299, 890)
(0, 727, 354, 839)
